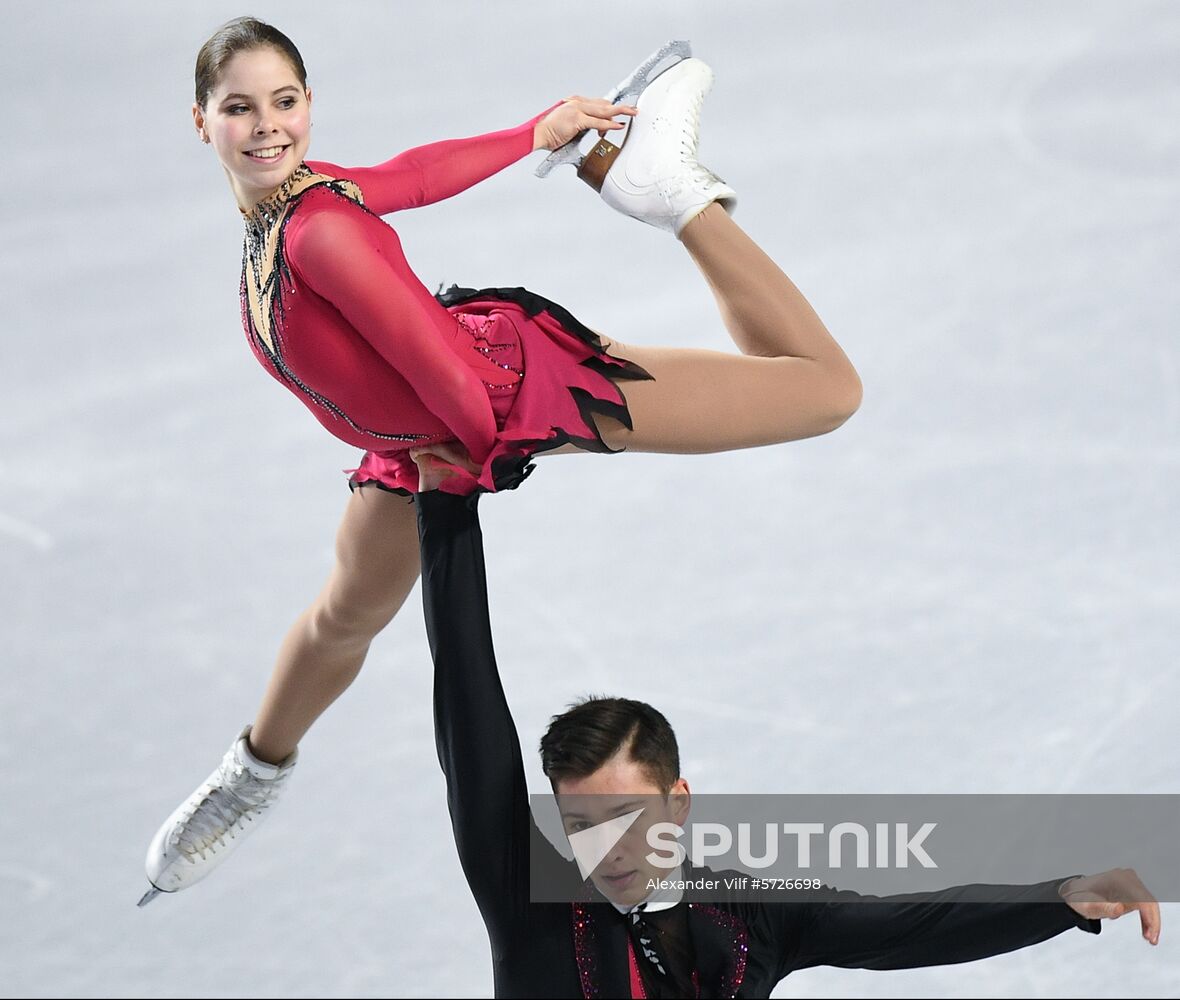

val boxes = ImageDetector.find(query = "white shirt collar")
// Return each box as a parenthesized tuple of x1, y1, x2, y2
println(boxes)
(606, 865, 685, 915)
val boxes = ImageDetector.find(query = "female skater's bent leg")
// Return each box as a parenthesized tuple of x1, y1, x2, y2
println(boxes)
(582, 339, 858, 453)
(678, 203, 857, 372)
(248, 486, 420, 764)
(543, 203, 861, 455)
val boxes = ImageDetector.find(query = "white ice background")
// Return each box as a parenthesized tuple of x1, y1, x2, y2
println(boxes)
(1, 1, 1178, 997)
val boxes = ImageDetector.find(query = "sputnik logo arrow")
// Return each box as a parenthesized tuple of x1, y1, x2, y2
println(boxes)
(567, 808, 646, 880)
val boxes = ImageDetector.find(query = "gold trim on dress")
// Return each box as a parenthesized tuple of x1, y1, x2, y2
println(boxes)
(241, 164, 364, 356)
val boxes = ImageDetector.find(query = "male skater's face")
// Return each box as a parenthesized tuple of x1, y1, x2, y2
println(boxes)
(555, 751, 690, 909)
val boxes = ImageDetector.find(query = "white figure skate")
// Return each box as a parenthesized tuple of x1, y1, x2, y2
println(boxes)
(137, 724, 296, 906)
(537, 42, 737, 237)
(535, 39, 694, 178)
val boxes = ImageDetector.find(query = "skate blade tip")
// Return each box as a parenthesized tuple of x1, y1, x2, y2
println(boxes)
(137, 885, 165, 907)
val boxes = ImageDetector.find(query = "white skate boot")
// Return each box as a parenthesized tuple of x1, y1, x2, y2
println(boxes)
(137, 724, 297, 906)
(537, 43, 736, 237)
(535, 39, 695, 179)
(596, 57, 736, 236)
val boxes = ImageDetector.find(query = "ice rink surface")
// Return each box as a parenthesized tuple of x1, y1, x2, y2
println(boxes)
(1, 1, 1177, 996)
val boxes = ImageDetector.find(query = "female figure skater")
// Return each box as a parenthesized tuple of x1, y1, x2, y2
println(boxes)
(139, 18, 862, 905)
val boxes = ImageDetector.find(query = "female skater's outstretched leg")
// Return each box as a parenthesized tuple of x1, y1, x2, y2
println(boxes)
(139, 486, 419, 903)
(586, 202, 862, 453)
(247, 486, 420, 764)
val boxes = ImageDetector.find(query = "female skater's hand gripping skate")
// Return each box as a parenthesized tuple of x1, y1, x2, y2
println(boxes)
(409, 442, 483, 493)
(533, 97, 638, 151)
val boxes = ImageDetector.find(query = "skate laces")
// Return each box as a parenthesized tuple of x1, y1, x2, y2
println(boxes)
(679, 87, 705, 162)
(172, 754, 291, 860)
(658, 83, 721, 198)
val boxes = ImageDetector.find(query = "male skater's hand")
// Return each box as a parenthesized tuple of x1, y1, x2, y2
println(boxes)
(1058, 868, 1161, 945)
(409, 442, 482, 493)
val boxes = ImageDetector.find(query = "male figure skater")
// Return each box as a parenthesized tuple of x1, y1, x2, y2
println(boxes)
(412, 462, 1160, 998)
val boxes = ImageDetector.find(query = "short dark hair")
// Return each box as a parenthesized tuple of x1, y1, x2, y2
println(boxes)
(539, 696, 680, 793)
(195, 16, 308, 111)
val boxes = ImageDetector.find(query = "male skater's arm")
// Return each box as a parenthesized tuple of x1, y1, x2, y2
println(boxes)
(770, 865, 1158, 978)
(769, 876, 1099, 976)
(416, 488, 561, 955)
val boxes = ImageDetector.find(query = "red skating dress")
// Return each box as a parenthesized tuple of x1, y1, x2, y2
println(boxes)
(237, 101, 653, 496)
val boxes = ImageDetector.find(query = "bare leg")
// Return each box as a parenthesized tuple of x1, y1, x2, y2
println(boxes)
(677, 201, 853, 364)
(247, 486, 420, 764)
(543, 202, 862, 455)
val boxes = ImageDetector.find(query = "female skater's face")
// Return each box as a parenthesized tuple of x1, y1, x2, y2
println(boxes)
(194, 46, 312, 210)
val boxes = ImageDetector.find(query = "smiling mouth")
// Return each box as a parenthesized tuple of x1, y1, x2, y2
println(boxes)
(245, 144, 290, 161)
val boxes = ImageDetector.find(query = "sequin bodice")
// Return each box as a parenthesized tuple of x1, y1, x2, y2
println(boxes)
(240, 163, 363, 358)
(241, 162, 319, 232)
